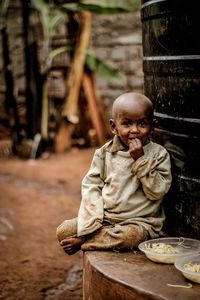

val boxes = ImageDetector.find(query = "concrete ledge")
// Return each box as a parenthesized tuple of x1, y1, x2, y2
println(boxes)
(83, 251, 200, 300)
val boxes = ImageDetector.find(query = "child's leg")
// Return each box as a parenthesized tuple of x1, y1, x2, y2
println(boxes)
(56, 218, 77, 242)
(56, 218, 86, 255)
(81, 223, 149, 251)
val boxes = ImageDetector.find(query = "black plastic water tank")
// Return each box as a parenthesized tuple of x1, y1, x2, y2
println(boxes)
(141, 0, 200, 238)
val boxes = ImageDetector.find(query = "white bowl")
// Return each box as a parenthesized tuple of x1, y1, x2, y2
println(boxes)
(175, 254, 200, 284)
(138, 237, 200, 264)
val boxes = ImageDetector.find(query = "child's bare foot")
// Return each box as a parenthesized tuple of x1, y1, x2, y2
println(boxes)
(60, 236, 86, 255)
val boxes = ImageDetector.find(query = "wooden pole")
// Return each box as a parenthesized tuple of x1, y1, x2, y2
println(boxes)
(54, 11, 91, 153)
(82, 73, 106, 145)
(62, 11, 91, 124)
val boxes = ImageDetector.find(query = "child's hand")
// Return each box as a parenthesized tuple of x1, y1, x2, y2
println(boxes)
(128, 138, 144, 161)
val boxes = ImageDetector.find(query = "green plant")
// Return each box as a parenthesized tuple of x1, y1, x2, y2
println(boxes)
(58, 0, 140, 14)
(32, 0, 66, 140)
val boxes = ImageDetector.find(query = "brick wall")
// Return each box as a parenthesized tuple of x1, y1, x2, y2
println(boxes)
(91, 11, 144, 114)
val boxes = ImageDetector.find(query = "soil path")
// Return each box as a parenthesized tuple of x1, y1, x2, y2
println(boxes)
(0, 148, 94, 300)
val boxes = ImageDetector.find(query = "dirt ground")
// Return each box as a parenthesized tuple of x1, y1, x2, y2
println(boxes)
(0, 147, 95, 300)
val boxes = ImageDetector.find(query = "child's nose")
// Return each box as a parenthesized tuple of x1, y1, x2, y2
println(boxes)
(130, 124, 139, 132)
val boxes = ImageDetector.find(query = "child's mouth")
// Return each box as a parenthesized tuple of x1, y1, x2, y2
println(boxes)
(128, 137, 139, 140)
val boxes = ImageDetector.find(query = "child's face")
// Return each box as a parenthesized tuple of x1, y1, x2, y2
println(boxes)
(110, 99, 153, 148)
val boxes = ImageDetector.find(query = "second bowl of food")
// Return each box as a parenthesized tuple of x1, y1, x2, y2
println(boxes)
(175, 254, 200, 283)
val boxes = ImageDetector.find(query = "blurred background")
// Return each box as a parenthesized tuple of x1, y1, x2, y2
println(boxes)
(0, 0, 143, 159)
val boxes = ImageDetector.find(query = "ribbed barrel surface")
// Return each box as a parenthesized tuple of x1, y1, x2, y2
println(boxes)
(141, 0, 200, 238)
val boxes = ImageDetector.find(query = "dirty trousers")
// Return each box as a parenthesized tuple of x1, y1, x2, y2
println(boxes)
(56, 218, 149, 251)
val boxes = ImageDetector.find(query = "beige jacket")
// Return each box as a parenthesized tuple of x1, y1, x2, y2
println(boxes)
(78, 136, 172, 238)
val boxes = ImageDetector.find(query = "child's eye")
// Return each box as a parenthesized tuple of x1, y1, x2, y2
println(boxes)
(138, 121, 148, 127)
(121, 121, 131, 127)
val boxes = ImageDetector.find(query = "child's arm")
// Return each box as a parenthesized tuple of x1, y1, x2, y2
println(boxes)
(77, 149, 105, 237)
(132, 146, 172, 200)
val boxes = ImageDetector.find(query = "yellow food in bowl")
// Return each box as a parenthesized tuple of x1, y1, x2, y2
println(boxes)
(145, 242, 177, 254)
(183, 262, 200, 273)
(144, 243, 178, 263)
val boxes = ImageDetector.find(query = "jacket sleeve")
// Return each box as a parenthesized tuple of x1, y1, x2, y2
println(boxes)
(132, 147, 172, 200)
(77, 149, 105, 237)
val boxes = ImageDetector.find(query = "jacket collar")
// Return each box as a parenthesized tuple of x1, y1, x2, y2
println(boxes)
(109, 135, 126, 153)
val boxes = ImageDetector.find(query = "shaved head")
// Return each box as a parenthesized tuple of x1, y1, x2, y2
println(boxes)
(112, 92, 153, 120)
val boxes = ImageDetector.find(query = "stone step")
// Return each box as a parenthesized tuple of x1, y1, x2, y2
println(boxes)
(83, 251, 200, 300)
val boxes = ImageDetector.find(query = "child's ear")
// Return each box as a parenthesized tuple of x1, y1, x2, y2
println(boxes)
(109, 119, 117, 135)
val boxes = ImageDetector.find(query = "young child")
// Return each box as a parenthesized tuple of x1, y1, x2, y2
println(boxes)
(56, 92, 172, 255)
